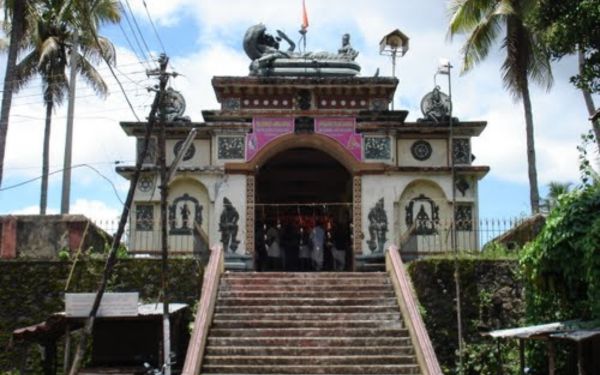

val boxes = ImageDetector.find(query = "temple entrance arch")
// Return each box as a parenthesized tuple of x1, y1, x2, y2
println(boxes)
(254, 147, 353, 272)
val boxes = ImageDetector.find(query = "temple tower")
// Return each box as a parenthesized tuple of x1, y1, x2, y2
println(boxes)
(117, 24, 488, 270)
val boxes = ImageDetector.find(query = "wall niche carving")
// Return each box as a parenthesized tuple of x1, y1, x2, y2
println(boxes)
(405, 194, 440, 235)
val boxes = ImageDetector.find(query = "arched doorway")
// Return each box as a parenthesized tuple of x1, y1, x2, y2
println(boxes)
(255, 147, 353, 271)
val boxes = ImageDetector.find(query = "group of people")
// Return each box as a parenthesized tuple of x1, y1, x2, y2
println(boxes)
(256, 219, 350, 272)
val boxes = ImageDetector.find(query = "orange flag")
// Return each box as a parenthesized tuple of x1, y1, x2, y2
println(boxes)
(302, 0, 309, 29)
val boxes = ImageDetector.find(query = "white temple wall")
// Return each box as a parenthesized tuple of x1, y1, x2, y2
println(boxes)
(165, 139, 211, 167)
(211, 174, 247, 254)
(396, 139, 448, 167)
(361, 174, 478, 254)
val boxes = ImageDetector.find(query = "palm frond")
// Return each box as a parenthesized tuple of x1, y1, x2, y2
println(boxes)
(528, 36, 554, 91)
(459, 9, 503, 72)
(77, 56, 108, 98)
(501, 15, 552, 98)
(38, 35, 64, 67)
(79, 34, 116, 65)
(448, 0, 497, 37)
(43, 70, 69, 107)
(14, 50, 40, 92)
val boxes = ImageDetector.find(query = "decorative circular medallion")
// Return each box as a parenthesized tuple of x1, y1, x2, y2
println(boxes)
(411, 140, 433, 161)
(138, 175, 154, 192)
(174, 140, 196, 161)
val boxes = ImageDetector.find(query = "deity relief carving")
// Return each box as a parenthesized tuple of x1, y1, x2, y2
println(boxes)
(364, 137, 391, 160)
(453, 139, 471, 164)
(168, 193, 203, 235)
(405, 194, 440, 235)
(218, 136, 245, 159)
(455, 205, 473, 231)
(367, 198, 388, 253)
(219, 197, 241, 253)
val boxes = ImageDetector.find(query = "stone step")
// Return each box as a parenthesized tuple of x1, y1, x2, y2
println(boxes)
(216, 297, 398, 307)
(214, 305, 400, 314)
(211, 319, 403, 329)
(206, 336, 413, 347)
(201, 364, 421, 374)
(221, 272, 388, 280)
(205, 346, 415, 357)
(212, 312, 402, 322)
(219, 284, 393, 292)
(200, 272, 422, 375)
(203, 355, 417, 366)
(208, 327, 409, 338)
(217, 290, 396, 299)
(220, 278, 391, 286)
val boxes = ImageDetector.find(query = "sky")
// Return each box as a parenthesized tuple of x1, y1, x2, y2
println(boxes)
(0, 0, 598, 224)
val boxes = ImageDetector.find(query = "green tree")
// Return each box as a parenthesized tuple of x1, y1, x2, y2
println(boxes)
(448, 0, 553, 214)
(531, 0, 600, 93)
(530, 0, 600, 151)
(14, 0, 119, 214)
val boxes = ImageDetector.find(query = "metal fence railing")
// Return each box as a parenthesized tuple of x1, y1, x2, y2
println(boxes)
(92, 216, 543, 255)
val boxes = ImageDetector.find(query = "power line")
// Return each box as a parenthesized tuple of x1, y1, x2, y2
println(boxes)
(4, 160, 131, 171)
(141, 0, 166, 54)
(120, 0, 155, 63)
(118, 1, 151, 66)
(117, 21, 150, 68)
(0, 163, 125, 205)
(86, 19, 142, 122)
(2, 68, 150, 94)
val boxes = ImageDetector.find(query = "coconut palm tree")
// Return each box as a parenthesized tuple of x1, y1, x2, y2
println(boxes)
(448, 0, 553, 214)
(14, 0, 119, 214)
(0, 0, 33, 189)
(540, 181, 572, 213)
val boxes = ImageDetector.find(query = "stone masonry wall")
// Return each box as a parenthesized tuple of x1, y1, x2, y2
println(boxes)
(0, 258, 204, 373)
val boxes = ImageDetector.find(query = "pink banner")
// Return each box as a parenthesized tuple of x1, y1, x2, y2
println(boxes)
(246, 117, 294, 160)
(315, 117, 362, 160)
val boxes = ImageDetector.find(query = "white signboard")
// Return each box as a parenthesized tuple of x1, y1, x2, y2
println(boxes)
(65, 292, 139, 317)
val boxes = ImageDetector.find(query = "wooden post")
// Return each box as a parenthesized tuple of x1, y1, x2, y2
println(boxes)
(63, 325, 71, 374)
(577, 341, 585, 375)
(547, 340, 556, 375)
(42, 340, 56, 375)
(519, 338, 526, 375)
(496, 339, 503, 375)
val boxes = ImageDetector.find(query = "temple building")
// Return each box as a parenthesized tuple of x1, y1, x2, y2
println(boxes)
(116, 25, 489, 270)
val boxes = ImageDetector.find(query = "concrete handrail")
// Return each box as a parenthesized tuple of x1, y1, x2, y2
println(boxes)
(181, 245, 224, 375)
(386, 245, 443, 375)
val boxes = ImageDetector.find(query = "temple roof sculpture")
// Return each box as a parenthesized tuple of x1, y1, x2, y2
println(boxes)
(243, 24, 361, 77)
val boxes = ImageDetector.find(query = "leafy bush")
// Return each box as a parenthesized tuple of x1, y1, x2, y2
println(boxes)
(520, 182, 600, 374)
(521, 182, 600, 321)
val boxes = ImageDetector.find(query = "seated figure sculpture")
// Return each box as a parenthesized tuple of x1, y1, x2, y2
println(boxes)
(243, 24, 361, 77)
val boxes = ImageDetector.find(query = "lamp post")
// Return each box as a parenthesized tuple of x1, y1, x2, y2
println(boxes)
(437, 58, 464, 373)
(379, 29, 409, 110)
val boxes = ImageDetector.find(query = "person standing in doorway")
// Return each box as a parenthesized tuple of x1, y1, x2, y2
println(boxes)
(310, 220, 325, 271)
(266, 221, 281, 270)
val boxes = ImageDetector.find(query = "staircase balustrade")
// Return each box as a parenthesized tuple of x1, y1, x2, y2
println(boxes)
(386, 244, 443, 375)
(181, 245, 224, 375)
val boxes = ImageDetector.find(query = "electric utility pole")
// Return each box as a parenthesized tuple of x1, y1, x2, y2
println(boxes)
(147, 53, 176, 375)
(68, 57, 167, 375)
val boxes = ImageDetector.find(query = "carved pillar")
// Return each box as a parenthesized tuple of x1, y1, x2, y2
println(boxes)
(245, 175, 255, 256)
(352, 176, 362, 257)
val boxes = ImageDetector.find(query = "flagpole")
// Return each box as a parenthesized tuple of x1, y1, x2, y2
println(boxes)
(300, 0, 309, 53)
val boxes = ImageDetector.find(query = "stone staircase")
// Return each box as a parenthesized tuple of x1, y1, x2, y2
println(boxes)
(200, 272, 421, 375)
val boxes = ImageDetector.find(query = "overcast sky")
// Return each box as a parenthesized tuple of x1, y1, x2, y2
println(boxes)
(0, 0, 598, 222)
